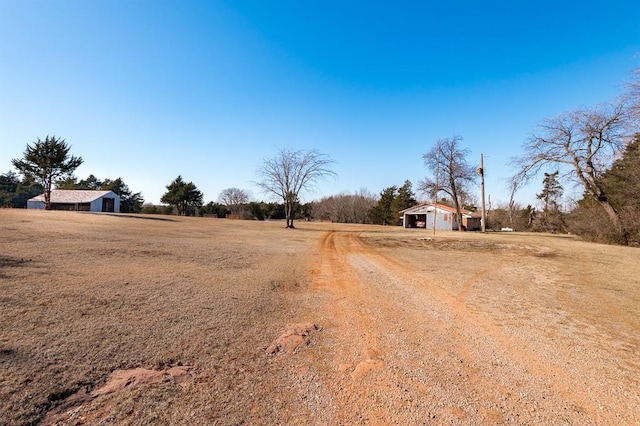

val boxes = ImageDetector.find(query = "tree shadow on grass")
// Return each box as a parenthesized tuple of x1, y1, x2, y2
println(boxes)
(0, 255, 38, 279)
(85, 213, 177, 222)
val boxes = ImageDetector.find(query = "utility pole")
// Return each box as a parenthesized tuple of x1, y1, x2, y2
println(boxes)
(433, 147, 440, 236)
(479, 153, 487, 233)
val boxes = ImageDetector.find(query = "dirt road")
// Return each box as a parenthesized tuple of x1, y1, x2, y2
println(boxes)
(281, 230, 639, 424)
(2, 212, 638, 424)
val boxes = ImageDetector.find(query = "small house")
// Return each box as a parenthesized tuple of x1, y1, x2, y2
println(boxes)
(401, 203, 482, 231)
(27, 190, 121, 213)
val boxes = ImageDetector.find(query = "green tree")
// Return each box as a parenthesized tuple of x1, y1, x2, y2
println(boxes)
(0, 171, 20, 207)
(247, 202, 265, 220)
(11, 136, 83, 210)
(77, 174, 103, 189)
(370, 186, 398, 225)
(256, 147, 336, 228)
(55, 175, 80, 190)
(569, 134, 640, 245)
(17, 176, 43, 208)
(602, 134, 640, 213)
(264, 202, 286, 220)
(160, 175, 203, 216)
(101, 178, 144, 213)
(535, 171, 564, 232)
(392, 180, 417, 216)
(0, 174, 43, 208)
(201, 201, 228, 218)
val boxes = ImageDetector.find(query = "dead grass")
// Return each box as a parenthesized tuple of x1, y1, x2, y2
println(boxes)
(1, 210, 639, 425)
(0, 210, 317, 425)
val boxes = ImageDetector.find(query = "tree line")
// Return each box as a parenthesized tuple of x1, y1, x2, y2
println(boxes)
(3, 67, 638, 244)
(486, 134, 640, 245)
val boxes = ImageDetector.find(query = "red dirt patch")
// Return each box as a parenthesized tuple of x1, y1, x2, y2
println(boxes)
(92, 366, 191, 396)
(40, 366, 192, 425)
(265, 323, 322, 355)
(350, 358, 385, 381)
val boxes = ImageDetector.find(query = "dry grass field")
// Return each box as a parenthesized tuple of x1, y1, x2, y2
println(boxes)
(1, 209, 639, 425)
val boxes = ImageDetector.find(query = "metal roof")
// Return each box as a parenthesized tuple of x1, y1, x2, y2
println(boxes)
(400, 203, 480, 217)
(28, 190, 119, 203)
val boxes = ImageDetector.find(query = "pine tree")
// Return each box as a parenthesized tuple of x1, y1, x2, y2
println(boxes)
(536, 171, 564, 232)
(392, 180, 417, 215)
(600, 134, 640, 244)
(161, 176, 203, 216)
(370, 186, 397, 225)
(11, 136, 83, 209)
(602, 135, 640, 211)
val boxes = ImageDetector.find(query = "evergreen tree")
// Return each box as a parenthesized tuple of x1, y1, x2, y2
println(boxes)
(0, 171, 19, 207)
(160, 176, 203, 216)
(602, 135, 640, 212)
(567, 135, 640, 244)
(536, 171, 564, 232)
(77, 174, 103, 189)
(0, 172, 43, 208)
(101, 178, 144, 213)
(11, 136, 83, 209)
(55, 175, 79, 189)
(370, 186, 397, 225)
(370, 182, 419, 226)
(391, 180, 418, 215)
(201, 201, 228, 218)
(587, 134, 639, 244)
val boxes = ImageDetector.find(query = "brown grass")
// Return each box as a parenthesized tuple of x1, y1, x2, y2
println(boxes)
(1, 210, 639, 425)
(1, 210, 316, 425)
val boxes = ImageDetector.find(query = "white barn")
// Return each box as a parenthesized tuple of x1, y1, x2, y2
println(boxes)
(401, 203, 482, 231)
(27, 190, 121, 213)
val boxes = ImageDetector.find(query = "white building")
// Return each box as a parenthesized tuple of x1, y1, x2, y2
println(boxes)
(27, 190, 121, 213)
(400, 203, 482, 231)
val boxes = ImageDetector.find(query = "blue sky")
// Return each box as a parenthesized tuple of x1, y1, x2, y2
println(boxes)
(1, 1, 638, 207)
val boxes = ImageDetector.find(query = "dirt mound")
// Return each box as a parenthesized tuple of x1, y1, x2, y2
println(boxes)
(92, 366, 191, 396)
(265, 322, 321, 354)
(41, 366, 191, 425)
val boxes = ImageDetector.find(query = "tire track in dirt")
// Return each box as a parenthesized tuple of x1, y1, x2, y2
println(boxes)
(304, 230, 499, 423)
(295, 230, 630, 424)
(355, 232, 629, 423)
(312, 231, 385, 372)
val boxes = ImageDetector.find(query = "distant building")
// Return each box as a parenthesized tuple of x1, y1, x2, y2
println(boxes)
(27, 190, 121, 213)
(400, 203, 481, 231)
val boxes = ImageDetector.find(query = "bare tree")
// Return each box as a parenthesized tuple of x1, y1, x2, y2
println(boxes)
(313, 189, 376, 223)
(506, 177, 522, 230)
(218, 187, 250, 217)
(624, 67, 640, 122)
(419, 135, 477, 231)
(352, 188, 377, 224)
(512, 100, 632, 243)
(256, 147, 336, 228)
